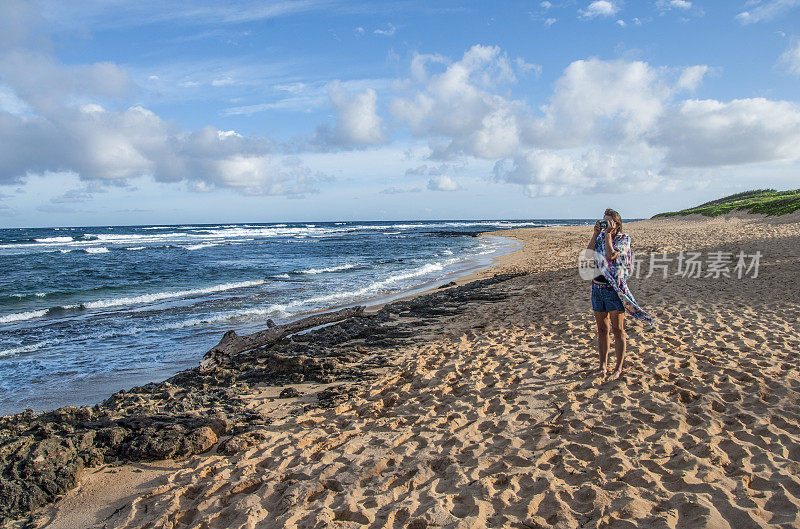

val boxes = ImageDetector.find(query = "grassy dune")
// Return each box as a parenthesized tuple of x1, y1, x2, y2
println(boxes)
(652, 188, 800, 218)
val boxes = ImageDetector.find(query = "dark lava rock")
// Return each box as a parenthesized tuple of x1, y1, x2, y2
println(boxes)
(216, 429, 272, 455)
(317, 385, 359, 408)
(279, 387, 301, 398)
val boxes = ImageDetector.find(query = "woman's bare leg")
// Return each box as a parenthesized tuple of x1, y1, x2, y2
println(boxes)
(609, 310, 626, 379)
(593, 311, 610, 376)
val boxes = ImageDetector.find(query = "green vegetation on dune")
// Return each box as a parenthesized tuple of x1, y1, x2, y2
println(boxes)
(652, 188, 800, 218)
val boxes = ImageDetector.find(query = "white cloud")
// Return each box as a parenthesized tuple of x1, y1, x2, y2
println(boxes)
(579, 1, 620, 19)
(0, 2, 332, 195)
(533, 59, 674, 147)
(391, 45, 533, 159)
(427, 175, 461, 191)
(0, 103, 320, 194)
(316, 81, 385, 147)
(0, 57, 319, 194)
(736, 0, 800, 24)
(676, 64, 709, 90)
(657, 98, 800, 166)
(391, 47, 800, 197)
(616, 19, 627, 26)
(0, 50, 134, 113)
(545, 17, 558, 26)
(493, 148, 668, 197)
(373, 23, 396, 36)
(656, 0, 692, 10)
(780, 40, 800, 75)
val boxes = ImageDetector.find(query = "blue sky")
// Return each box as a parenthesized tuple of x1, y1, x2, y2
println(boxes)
(1, 0, 799, 227)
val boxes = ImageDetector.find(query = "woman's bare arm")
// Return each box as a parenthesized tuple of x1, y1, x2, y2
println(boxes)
(604, 221, 619, 260)
(588, 221, 602, 250)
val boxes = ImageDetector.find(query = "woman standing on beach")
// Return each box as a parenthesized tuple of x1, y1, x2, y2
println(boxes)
(587, 208, 654, 380)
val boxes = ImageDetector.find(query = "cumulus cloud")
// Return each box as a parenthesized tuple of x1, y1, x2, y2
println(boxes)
(427, 175, 461, 191)
(532, 58, 674, 147)
(313, 81, 385, 147)
(390, 46, 800, 196)
(0, 0, 319, 196)
(657, 98, 800, 166)
(329, 83, 384, 145)
(493, 148, 668, 197)
(0, 103, 319, 194)
(0, 50, 134, 114)
(579, 1, 620, 19)
(391, 45, 535, 159)
(736, 0, 800, 24)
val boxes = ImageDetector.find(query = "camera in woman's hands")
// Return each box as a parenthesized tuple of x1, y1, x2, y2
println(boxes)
(599, 220, 608, 229)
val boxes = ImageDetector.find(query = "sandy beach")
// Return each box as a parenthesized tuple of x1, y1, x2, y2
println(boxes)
(7, 212, 800, 529)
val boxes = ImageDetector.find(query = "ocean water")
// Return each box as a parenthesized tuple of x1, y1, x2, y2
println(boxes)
(0, 220, 588, 415)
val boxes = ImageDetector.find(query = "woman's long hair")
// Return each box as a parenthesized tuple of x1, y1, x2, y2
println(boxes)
(605, 208, 623, 234)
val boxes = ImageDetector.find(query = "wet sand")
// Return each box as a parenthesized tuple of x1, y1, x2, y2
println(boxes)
(14, 212, 800, 529)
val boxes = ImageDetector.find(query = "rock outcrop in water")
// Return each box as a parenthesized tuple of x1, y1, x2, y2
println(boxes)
(0, 273, 522, 524)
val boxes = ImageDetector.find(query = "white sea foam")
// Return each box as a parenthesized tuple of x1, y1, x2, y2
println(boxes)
(272, 273, 290, 279)
(185, 243, 218, 251)
(168, 260, 457, 328)
(86, 232, 190, 243)
(83, 279, 266, 309)
(300, 263, 356, 274)
(11, 292, 55, 298)
(0, 309, 48, 324)
(34, 236, 73, 243)
(84, 247, 110, 254)
(3, 221, 562, 253)
(158, 303, 290, 330)
(296, 261, 449, 307)
(0, 280, 268, 323)
(0, 339, 55, 357)
(125, 246, 145, 251)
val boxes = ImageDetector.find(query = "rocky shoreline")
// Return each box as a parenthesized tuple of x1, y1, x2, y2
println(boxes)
(0, 273, 522, 525)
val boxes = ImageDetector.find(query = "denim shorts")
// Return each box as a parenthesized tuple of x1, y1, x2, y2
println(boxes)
(591, 282, 624, 312)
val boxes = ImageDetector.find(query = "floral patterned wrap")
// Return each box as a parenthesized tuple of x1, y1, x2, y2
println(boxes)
(595, 231, 656, 327)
